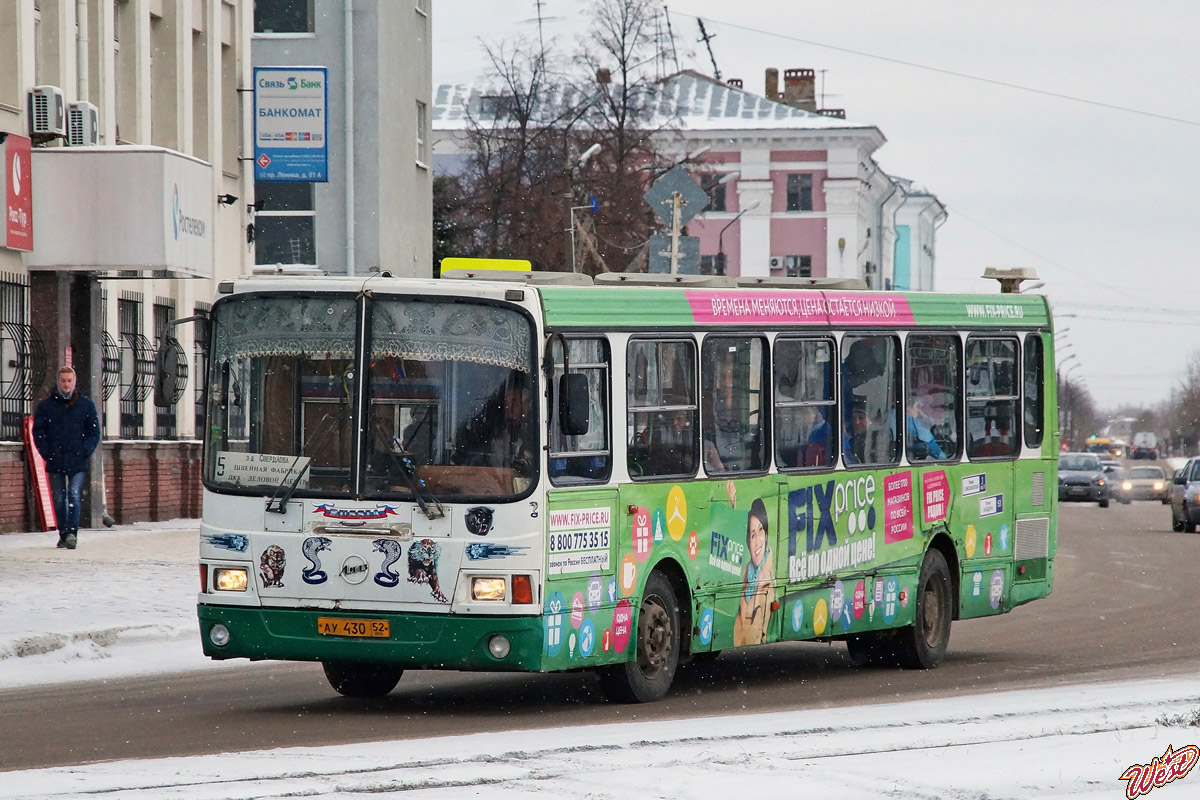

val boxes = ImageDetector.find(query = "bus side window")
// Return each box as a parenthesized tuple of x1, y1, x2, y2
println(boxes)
(549, 337, 612, 485)
(702, 335, 768, 474)
(905, 334, 961, 463)
(773, 337, 835, 471)
(627, 338, 697, 479)
(1023, 334, 1045, 449)
(966, 337, 1020, 459)
(841, 335, 900, 467)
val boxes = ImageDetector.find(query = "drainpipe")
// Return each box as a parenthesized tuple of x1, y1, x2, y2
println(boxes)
(344, 0, 356, 276)
(76, 0, 89, 101)
(931, 208, 948, 290)
(876, 177, 899, 289)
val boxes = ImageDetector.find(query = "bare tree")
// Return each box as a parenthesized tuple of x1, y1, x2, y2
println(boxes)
(449, 0, 688, 273)
(1165, 350, 1200, 455)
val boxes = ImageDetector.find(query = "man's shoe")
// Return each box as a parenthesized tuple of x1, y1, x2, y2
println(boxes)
(56, 534, 68, 549)
(64, 533, 77, 550)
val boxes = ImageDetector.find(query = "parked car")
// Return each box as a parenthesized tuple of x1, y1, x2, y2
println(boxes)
(1058, 452, 1110, 507)
(1169, 458, 1200, 532)
(1122, 465, 1169, 503)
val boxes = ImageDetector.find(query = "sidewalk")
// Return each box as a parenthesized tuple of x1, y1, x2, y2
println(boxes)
(0, 520, 219, 688)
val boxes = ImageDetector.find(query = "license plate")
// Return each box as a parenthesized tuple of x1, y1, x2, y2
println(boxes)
(317, 617, 390, 638)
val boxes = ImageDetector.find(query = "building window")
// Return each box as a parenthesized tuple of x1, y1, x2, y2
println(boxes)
(786, 173, 813, 212)
(153, 299, 189, 440)
(194, 303, 210, 438)
(785, 255, 812, 278)
(254, 181, 316, 266)
(0, 274, 41, 442)
(416, 100, 429, 165)
(118, 294, 153, 439)
(254, 0, 313, 33)
(701, 173, 728, 212)
(700, 254, 727, 276)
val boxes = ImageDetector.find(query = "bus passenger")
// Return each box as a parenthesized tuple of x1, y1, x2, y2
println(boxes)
(733, 498, 775, 646)
(842, 400, 869, 465)
(906, 396, 946, 460)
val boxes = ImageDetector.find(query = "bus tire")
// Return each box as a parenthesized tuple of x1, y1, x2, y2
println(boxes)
(597, 571, 680, 703)
(895, 549, 952, 670)
(322, 662, 404, 697)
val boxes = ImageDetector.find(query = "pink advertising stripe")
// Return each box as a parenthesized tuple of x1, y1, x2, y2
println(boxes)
(686, 290, 914, 326)
(823, 292, 915, 326)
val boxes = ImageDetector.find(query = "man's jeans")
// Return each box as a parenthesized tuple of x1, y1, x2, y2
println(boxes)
(49, 472, 86, 533)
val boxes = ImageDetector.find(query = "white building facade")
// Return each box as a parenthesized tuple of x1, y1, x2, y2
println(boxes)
(433, 67, 946, 289)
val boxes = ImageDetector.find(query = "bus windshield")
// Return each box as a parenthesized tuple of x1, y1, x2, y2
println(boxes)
(203, 292, 536, 501)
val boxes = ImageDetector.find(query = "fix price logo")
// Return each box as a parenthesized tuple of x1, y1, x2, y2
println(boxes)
(1119, 743, 1198, 799)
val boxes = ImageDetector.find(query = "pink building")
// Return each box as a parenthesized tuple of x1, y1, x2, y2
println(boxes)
(434, 67, 946, 289)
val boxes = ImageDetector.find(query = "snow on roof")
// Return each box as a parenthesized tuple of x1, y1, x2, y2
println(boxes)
(433, 69, 877, 134)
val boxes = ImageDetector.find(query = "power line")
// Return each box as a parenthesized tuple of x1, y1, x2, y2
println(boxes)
(672, 11, 1200, 127)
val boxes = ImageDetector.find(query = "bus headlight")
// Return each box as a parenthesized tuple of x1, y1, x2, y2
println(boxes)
(213, 568, 249, 592)
(472, 577, 506, 601)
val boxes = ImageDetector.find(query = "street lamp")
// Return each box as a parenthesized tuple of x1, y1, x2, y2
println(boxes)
(716, 200, 761, 276)
(565, 143, 602, 273)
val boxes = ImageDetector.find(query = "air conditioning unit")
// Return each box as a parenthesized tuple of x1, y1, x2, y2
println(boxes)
(768, 256, 783, 270)
(27, 85, 66, 138)
(66, 101, 100, 146)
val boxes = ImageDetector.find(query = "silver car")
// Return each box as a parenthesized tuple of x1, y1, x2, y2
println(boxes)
(1169, 457, 1200, 532)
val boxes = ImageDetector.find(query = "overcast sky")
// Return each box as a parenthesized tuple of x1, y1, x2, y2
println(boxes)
(433, 1, 1200, 412)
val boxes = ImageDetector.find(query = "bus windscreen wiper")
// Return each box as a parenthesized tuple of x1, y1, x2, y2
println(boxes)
(266, 410, 339, 514)
(266, 456, 311, 514)
(391, 435, 445, 519)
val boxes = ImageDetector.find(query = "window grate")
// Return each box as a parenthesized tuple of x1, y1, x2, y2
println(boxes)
(1015, 517, 1050, 560)
(1031, 472, 1045, 506)
(0, 274, 46, 441)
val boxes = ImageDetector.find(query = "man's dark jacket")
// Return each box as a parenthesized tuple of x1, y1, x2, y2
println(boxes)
(33, 390, 101, 475)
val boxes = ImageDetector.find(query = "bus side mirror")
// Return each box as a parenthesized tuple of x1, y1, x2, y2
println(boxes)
(559, 373, 590, 437)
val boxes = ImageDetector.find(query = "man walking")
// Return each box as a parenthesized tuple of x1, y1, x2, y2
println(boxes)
(33, 366, 101, 550)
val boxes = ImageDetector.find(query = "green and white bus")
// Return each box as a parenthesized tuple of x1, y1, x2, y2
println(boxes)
(197, 269, 1057, 702)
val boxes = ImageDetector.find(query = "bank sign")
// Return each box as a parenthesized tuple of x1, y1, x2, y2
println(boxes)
(254, 67, 329, 182)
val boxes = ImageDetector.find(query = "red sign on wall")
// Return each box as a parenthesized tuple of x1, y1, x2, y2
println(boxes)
(4, 134, 33, 251)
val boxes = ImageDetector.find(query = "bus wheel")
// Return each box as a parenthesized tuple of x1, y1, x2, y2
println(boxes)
(322, 662, 404, 697)
(895, 549, 952, 670)
(598, 571, 680, 703)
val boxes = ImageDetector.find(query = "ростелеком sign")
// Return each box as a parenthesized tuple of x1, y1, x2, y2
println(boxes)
(254, 67, 329, 182)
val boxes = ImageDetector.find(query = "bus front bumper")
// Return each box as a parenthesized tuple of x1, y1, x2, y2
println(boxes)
(198, 604, 546, 671)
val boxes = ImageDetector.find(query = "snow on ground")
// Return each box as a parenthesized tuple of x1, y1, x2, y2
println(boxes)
(1, 523, 1199, 799)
